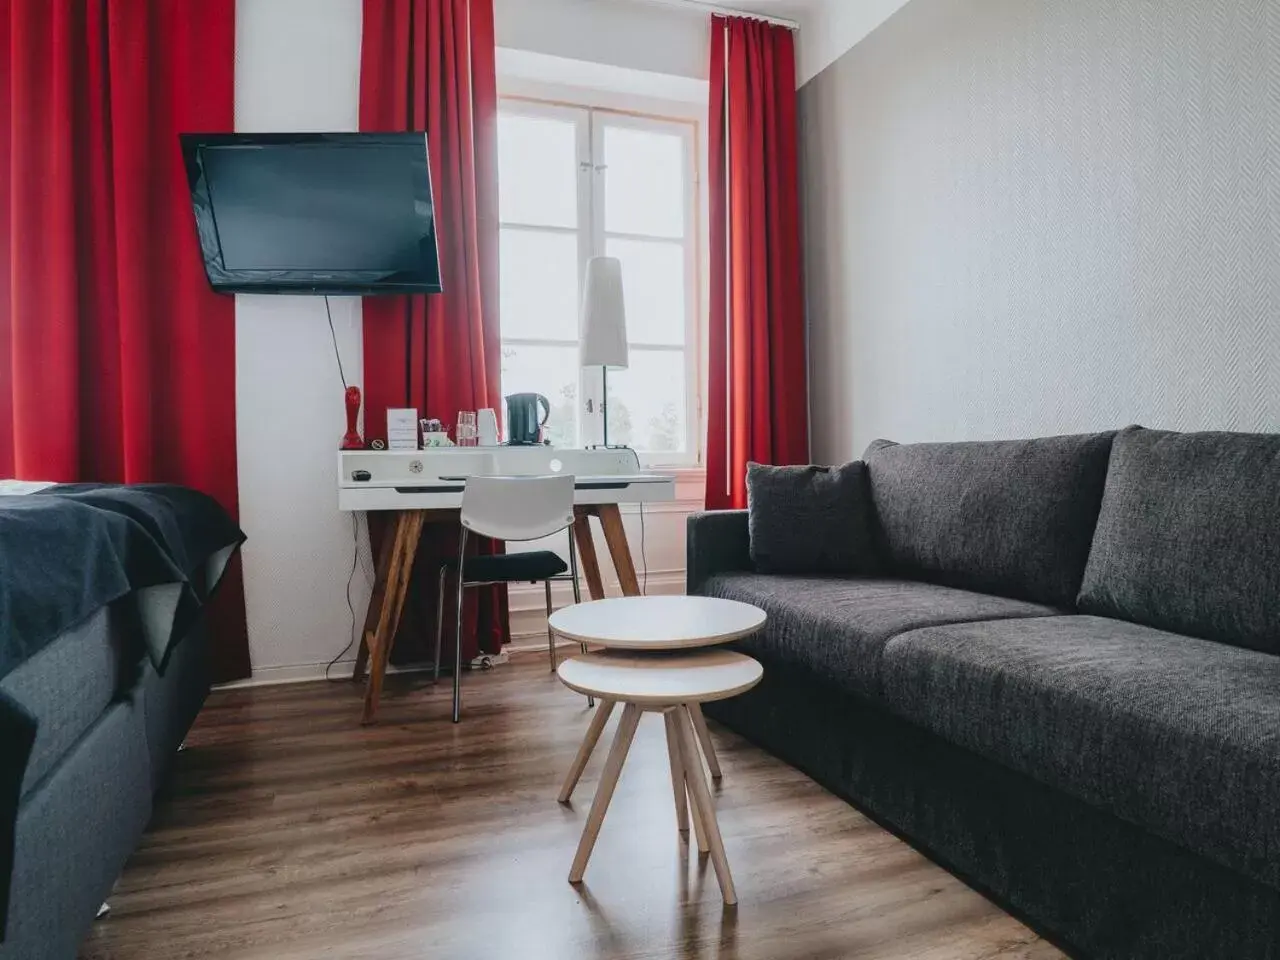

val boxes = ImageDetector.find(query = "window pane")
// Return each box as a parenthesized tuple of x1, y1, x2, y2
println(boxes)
(606, 350, 686, 454)
(498, 114, 578, 228)
(500, 229, 580, 341)
(606, 237, 685, 347)
(603, 125, 685, 239)
(500, 343, 579, 448)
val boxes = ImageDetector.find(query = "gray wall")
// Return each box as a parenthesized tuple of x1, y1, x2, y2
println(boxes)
(802, 0, 1280, 463)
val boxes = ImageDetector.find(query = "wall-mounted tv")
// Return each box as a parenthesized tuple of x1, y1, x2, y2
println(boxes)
(180, 132, 442, 296)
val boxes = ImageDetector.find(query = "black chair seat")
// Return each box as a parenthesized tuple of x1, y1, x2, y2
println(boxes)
(448, 550, 569, 584)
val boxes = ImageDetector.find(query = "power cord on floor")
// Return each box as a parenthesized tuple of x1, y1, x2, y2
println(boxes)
(325, 512, 360, 682)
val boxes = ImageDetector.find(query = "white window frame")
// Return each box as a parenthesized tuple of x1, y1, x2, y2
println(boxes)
(498, 95, 704, 468)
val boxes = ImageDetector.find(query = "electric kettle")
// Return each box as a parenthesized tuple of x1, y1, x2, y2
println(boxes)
(505, 393, 551, 446)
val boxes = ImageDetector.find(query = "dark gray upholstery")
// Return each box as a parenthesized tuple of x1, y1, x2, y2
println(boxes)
(140, 620, 210, 791)
(863, 432, 1115, 607)
(450, 550, 567, 583)
(0, 608, 209, 959)
(701, 572, 1061, 699)
(0, 700, 152, 960)
(0, 608, 137, 797)
(691, 426, 1280, 959)
(686, 510, 752, 594)
(882, 615, 1280, 890)
(1078, 426, 1280, 654)
(746, 462, 880, 575)
(705, 661, 1280, 960)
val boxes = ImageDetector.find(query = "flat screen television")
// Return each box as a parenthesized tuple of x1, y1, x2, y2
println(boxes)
(180, 132, 442, 296)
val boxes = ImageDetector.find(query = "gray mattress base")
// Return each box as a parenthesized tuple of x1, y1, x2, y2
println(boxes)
(0, 620, 211, 960)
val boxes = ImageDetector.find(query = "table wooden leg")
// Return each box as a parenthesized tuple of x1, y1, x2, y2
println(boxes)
(361, 511, 424, 725)
(572, 508, 608, 601)
(353, 515, 397, 682)
(688, 703, 723, 780)
(677, 706, 736, 904)
(596, 503, 641, 597)
(558, 699, 616, 804)
(678, 713, 712, 855)
(662, 710, 690, 835)
(569, 702, 642, 884)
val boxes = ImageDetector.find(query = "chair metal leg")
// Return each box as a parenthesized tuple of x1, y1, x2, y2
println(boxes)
(434, 566, 447, 684)
(453, 531, 468, 723)
(566, 526, 593, 707)
(567, 527, 583, 605)
(544, 579, 557, 672)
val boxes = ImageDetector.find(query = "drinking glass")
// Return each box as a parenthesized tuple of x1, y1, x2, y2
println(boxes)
(456, 411, 478, 447)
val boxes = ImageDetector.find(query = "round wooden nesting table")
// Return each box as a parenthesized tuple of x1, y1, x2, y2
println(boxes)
(551, 597, 767, 907)
(551, 596, 767, 798)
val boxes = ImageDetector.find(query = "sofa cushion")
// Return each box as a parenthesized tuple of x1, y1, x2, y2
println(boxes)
(0, 606, 138, 798)
(700, 572, 1061, 699)
(863, 432, 1115, 608)
(882, 615, 1280, 890)
(1078, 426, 1280, 655)
(746, 462, 880, 575)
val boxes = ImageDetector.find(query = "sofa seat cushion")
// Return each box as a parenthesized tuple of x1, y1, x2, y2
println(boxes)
(700, 572, 1062, 699)
(883, 615, 1280, 890)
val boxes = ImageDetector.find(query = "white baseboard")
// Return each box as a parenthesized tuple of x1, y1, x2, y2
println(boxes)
(220, 659, 436, 689)
(234, 571, 689, 688)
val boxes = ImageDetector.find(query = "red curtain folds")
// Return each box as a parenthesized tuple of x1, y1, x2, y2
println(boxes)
(706, 15, 809, 510)
(0, 1, 249, 681)
(360, 0, 507, 664)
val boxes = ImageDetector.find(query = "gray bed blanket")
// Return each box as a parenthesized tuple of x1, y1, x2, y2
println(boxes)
(0, 484, 244, 938)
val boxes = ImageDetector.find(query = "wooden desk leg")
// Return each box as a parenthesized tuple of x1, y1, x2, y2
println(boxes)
(572, 507, 607, 601)
(596, 503, 641, 597)
(354, 516, 397, 682)
(677, 706, 736, 905)
(361, 511, 425, 725)
(569, 703, 642, 884)
(688, 703, 723, 780)
(558, 699, 616, 803)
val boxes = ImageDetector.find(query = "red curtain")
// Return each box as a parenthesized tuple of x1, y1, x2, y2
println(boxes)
(706, 15, 809, 510)
(360, 0, 507, 664)
(1, 0, 250, 682)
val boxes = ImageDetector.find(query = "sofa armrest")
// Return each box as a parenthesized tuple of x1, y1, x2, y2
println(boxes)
(686, 510, 752, 594)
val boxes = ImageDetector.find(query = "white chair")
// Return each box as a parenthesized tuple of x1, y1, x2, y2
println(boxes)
(433, 475, 589, 723)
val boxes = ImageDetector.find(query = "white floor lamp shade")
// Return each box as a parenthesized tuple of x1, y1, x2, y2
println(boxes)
(580, 256, 629, 446)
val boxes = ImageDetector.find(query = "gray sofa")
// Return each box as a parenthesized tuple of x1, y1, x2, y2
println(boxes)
(688, 426, 1280, 960)
(0, 604, 211, 960)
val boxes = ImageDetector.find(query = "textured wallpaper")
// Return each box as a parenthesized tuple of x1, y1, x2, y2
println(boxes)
(801, 0, 1280, 463)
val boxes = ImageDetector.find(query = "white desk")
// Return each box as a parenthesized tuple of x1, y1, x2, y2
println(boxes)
(339, 447, 676, 723)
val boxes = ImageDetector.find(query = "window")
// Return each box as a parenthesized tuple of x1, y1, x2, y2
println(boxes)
(497, 99, 700, 464)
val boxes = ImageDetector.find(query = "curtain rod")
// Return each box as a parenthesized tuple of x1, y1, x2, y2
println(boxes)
(621, 0, 800, 30)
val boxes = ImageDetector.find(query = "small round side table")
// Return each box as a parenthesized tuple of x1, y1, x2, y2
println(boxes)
(556, 648, 764, 905)
(550, 595, 767, 802)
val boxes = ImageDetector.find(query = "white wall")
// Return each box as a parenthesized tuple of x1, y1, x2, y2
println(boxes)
(795, 0, 913, 86)
(233, 0, 708, 681)
(494, 0, 709, 80)
(235, 0, 371, 682)
(801, 0, 1280, 462)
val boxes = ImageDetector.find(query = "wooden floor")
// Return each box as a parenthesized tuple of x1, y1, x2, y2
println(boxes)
(80, 654, 1063, 960)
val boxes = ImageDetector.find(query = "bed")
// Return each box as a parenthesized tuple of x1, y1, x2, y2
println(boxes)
(0, 483, 244, 960)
